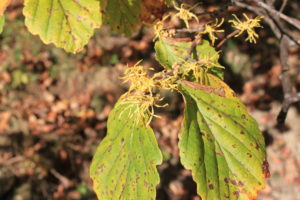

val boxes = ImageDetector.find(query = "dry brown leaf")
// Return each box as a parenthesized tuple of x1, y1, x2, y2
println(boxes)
(140, 0, 166, 25)
(0, 112, 11, 132)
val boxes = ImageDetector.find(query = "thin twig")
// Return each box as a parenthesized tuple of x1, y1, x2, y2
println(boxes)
(279, 0, 288, 13)
(232, 0, 300, 46)
(194, 2, 233, 17)
(50, 168, 74, 188)
(277, 35, 300, 125)
(216, 30, 240, 49)
(231, 0, 300, 125)
(164, 26, 204, 34)
(232, 0, 282, 39)
(255, 0, 300, 31)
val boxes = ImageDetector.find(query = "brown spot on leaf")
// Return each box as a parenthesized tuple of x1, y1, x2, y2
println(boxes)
(233, 191, 239, 198)
(230, 179, 237, 185)
(241, 114, 246, 119)
(224, 178, 229, 183)
(238, 181, 244, 187)
(263, 160, 271, 178)
(216, 152, 224, 156)
(182, 80, 226, 97)
(241, 189, 247, 194)
(255, 143, 260, 150)
(144, 181, 148, 187)
(209, 184, 214, 190)
(240, 131, 245, 135)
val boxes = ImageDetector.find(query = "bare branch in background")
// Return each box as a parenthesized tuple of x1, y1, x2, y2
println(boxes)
(216, 30, 240, 49)
(277, 35, 300, 125)
(255, 0, 300, 31)
(279, 0, 288, 13)
(232, 0, 300, 125)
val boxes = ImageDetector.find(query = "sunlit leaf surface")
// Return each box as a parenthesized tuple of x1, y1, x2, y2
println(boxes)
(23, 0, 102, 53)
(102, 0, 141, 35)
(179, 80, 268, 200)
(90, 100, 162, 200)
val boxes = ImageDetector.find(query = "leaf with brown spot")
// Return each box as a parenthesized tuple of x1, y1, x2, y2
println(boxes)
(102, 0, 141, 36)
(154, 39, 224, 79)
(23, 0, 102, 53)
(90, 99, 162, 200)
(178, 77, 268, 200)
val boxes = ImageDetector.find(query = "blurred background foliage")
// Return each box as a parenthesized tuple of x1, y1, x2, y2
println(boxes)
(0, 0, 300, 200)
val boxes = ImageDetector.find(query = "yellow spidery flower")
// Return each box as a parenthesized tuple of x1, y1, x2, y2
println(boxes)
(229, 13, 264, 43)
(179, 51, 224, 83)
(200, 18, 224, 45)
(121, 61, 168, 126)
(198, 52, 224, 70)
(119, 94, 166, 126)
(174, 3, 199, 28)
(122, 61, 155, 95)
(153, 14, 172, 40)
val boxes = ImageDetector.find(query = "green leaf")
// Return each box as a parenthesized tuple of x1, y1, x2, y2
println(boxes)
(23, 0, 102, 53)
(178, 80, 268, 200)
(90, 100, 163, 200)
(154, 39, 191, 69)
(154, 39, 224, 79)
(0, 15, 4, 34)
(102, 0, 141, 35)
(164, 0, 175, 7)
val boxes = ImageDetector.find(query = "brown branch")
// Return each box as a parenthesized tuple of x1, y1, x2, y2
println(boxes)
(232, 0, 300, 125)
(164, 26, 204, 34)
(232, 0, 300, 47)
(255, 0, 300, 31)
(194, 2, 233, 17)
(232, 0, 282, 39)
(216, 30, 240, 49)
(279, 0, 288, 13)
(277, 35, 300, 125)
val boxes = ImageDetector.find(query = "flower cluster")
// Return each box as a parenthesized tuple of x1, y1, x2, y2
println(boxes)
(229, 13, 264, 43)
(174, 3, 199, 28)
(200, 18, 224, 45)
(121, 62, 171, 125)
(178, 52, 224, 83)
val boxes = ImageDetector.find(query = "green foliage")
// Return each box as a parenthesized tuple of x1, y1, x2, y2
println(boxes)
(0, 15, 4, 33)
(90, 100, 162, 200)
(178, 80, 267, 200)
(155, 39, 191, 68)
(23, 0, 102, 53)
(102, 0, 141, 35)
(155, 39, 224, 79)
(164, 0, 175, 7)
(1, 1, 268, 199)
